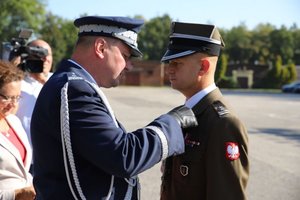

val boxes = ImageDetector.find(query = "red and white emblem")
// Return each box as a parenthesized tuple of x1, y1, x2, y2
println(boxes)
(225, 142, 240, 160)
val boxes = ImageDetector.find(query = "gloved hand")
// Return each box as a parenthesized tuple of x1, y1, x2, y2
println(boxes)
(167, 105, 198, 128)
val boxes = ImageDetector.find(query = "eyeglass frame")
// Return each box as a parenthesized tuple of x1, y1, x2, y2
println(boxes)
(0, 93, 22, 103)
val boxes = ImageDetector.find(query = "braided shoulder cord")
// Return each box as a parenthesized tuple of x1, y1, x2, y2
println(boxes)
(60, 82, 87, 200)
(60, 77, 138, 200)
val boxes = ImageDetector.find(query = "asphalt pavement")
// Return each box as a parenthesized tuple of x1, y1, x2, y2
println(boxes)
(102, 86, 300, 200)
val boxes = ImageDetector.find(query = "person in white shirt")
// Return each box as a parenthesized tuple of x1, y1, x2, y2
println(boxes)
(15, 39, 53, 146)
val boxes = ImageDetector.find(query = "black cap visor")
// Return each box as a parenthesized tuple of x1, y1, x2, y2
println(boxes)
(161, 49, 196, 62)
(161, 38, 222, 62)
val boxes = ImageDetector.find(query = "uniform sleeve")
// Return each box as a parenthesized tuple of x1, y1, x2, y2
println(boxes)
(65, 80, 185, 178)
(206, 115, 249, 200)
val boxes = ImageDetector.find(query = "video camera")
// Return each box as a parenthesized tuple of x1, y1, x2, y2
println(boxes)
(1, 29, 48, 73)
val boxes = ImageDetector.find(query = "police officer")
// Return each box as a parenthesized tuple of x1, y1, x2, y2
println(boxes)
(30, 16, 197, 200)
(160, 22, 249, 200)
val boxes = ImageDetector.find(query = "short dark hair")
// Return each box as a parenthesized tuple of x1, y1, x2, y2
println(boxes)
(76, 35, 119, 48)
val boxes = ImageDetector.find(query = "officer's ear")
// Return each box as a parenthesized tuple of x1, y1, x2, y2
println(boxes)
(198, 58, 210, 75)
(94, 38, 106, 59)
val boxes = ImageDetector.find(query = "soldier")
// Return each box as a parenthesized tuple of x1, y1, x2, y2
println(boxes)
(160, 21, 249, 200)
(30, 16, 197, 200)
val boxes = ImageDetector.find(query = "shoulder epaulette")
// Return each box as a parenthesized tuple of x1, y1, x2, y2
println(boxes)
(212, 101, 229, 117)
(67, 72, 84, 81)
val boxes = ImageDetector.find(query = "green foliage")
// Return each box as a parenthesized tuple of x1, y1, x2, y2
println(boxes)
(0, 0, 299, 89)
(250, 23, 274, 64)
(267, 56, 284, 88)
(285, 60, 297, 83)
(39, 14, 77, 69)
(0, 0, 47, 41)
(224, 24, 253, 64)
(270, 26, 294, 64)
(291, 28, 300, 64)
(263, 56, 297, 88)
(215, 54, 228, 83)
(138, 14, 172, 60)
(216, 76, 239, 89)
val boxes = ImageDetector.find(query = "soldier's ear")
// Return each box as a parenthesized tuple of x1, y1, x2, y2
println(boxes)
(198, 58, 210, 75)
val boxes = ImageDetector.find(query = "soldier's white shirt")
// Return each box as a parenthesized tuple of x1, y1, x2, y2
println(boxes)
(185, 83, 217, 108)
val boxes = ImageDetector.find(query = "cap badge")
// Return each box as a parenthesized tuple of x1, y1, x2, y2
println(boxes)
(225, 142, 240, 160)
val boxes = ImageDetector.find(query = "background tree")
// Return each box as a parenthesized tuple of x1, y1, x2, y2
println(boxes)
(0, 0, 47, 41)
(284, 60, 297, 83)
(39, 13, 77, 69)
(215, 54, 228, 83)
(0, 0, 299, 88)
(250, 23, 274, 64)
(269, 26, 294, 64)
(291, 25, 300, 65)
(264, 55, 284, 88)
(225, 24, 253, 64)
(138, 14, 172, 60)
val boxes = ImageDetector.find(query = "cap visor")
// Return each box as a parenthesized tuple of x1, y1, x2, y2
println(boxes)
(161, 50, 196, 62)
(124, 42, 142, 57)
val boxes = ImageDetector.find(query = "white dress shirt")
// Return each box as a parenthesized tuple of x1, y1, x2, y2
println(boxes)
(185, 83, 217, 108)
(16, 73, 52, 146)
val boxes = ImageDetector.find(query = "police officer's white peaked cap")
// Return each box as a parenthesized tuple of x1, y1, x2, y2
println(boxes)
(74, 16, 144, 57)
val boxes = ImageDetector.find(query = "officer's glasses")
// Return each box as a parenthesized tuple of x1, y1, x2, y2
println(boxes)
(0, 93, 22, 104)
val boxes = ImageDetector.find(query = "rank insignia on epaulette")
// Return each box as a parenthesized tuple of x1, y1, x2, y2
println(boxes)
(68, 72, 84, 81)
(212, 101, 229, 117)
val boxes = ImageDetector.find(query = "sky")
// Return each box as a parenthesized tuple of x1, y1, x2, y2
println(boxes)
(46, 0, 300, 30)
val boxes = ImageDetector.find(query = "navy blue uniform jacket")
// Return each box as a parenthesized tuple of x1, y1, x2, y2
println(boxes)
(31, 59, 185, 200)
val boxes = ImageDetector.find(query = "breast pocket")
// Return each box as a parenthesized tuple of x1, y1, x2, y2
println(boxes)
(172, 141, 206, 187)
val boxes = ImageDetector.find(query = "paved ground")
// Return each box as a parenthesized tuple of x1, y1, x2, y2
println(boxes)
(102, 86, 300, 200)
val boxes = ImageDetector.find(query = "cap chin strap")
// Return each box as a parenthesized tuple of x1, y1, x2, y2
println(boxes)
(60, 75, 138, 200)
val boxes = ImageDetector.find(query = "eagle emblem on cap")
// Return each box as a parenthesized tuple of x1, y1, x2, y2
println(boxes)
(225, 142, 240, 160)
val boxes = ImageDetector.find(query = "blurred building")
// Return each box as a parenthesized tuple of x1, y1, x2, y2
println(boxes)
(121, 60, 165, 86)
(226, 64, 269, 88)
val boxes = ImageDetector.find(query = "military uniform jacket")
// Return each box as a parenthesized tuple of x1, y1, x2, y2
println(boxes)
(161, 88, 249, 200)
(31, 59, 185, 200)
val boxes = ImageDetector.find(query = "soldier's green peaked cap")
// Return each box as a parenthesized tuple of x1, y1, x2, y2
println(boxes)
(161, 22, 225, 62)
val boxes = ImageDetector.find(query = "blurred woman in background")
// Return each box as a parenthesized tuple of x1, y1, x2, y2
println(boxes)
(0, 60, 35, 200)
